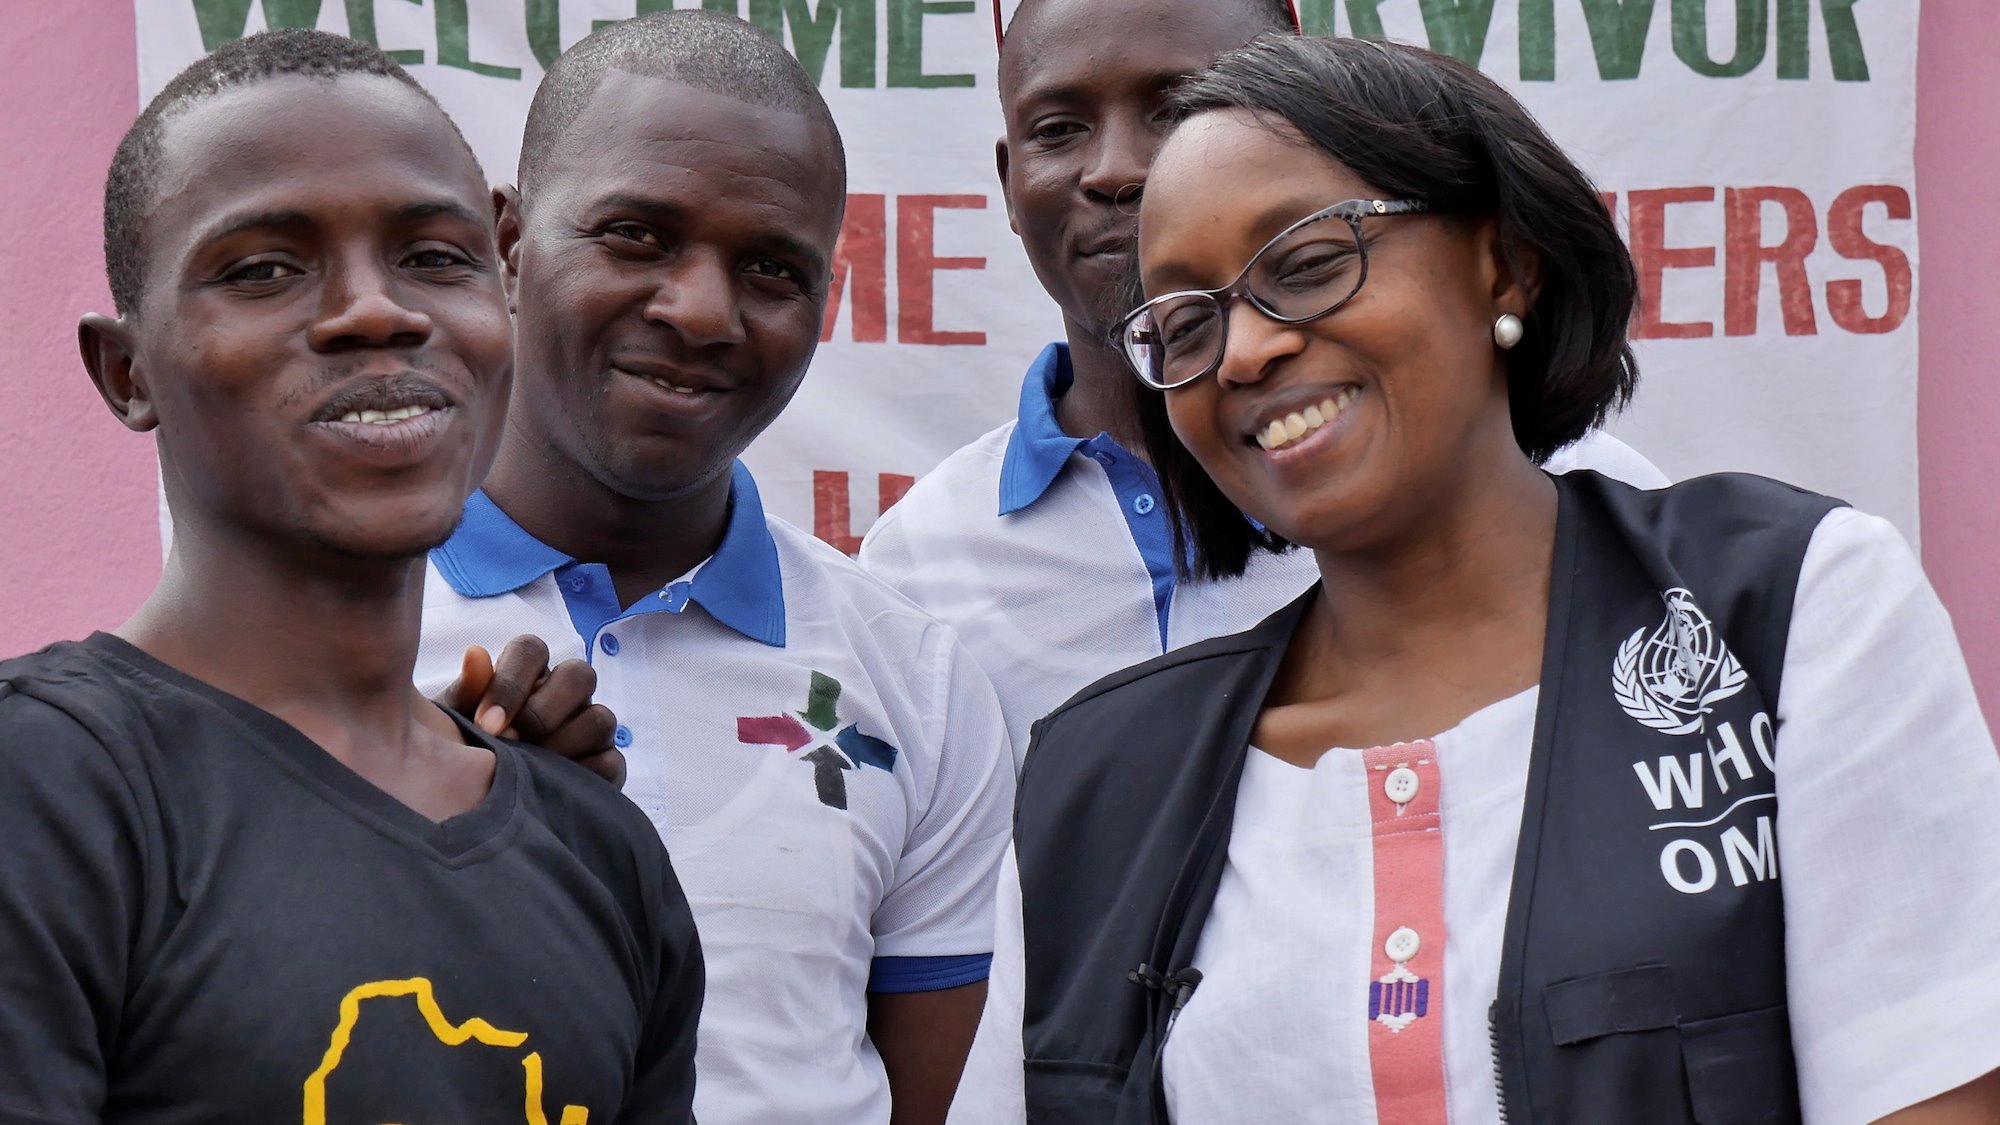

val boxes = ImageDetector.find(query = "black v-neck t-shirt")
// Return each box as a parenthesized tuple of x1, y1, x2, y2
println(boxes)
(0, 635, 702, 1124)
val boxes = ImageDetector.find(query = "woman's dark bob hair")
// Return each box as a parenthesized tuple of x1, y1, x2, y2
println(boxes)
(1134, 34, 1641, 581)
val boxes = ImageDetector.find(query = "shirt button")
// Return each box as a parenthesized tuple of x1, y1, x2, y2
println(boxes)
(613, 725, 633, 749)
(1384, 767, 1420, 805)
(1384, 927, 1421, 963)
(1133, 494, 1156, 516)
(599, 633, 621, 656)
(564, 573, 589, 593)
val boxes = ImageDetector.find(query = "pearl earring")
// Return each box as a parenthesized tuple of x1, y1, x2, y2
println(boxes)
(1493, 314, 1524, 350)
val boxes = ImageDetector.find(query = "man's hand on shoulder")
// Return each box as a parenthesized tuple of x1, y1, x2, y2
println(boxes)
(436, 636, 626, 787)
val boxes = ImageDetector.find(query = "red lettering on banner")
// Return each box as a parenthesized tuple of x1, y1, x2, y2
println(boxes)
(1723, 187, 1818, 337)
(1826, 185, 1913, 335)
(897, 195, 987, 346)
(1627, 187, 1717, 339)
(824, 194, 888, 342)
(813, 470, 918, 555)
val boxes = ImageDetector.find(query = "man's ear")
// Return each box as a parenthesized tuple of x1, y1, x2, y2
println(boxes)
(78, 313, 157, 432)
(995, 137, 1020, 236)
(493, 184, 524, 315)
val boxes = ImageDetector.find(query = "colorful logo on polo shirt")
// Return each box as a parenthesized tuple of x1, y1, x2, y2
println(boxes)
(736, 671, 899, 810)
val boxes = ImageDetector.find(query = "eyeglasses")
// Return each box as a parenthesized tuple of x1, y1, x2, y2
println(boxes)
(1114, 198, 1431, 391)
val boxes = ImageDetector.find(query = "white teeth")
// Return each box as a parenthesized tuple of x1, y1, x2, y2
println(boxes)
(339, 404, 434, 426)
(1256, 388, 1360, 452)
(651, 377, 701, 395)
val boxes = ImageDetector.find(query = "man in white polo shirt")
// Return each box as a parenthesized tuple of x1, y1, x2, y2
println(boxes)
(859, 0, 1669, 760)
(415, 13, 1013, 1125)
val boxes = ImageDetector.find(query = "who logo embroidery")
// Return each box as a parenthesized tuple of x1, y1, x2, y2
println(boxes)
(737, 671, 899, 810)
(1613, 588, 1747, 737)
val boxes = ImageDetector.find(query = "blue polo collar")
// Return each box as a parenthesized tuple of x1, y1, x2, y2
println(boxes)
(430, 460, 787, 648)
(998, 343, 1096, 516)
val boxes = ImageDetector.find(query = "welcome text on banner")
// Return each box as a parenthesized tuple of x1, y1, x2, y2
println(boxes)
(136, 0, 1920, 546)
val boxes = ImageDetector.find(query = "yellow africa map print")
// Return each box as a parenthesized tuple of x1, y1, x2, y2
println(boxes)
(303, 978, 589, 1125)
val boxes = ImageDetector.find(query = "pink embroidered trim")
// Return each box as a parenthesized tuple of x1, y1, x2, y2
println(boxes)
(1362, 740, 1448, 1125)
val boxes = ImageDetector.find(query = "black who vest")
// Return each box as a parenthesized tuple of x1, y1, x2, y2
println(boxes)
(1013, 471, 1842, 1124)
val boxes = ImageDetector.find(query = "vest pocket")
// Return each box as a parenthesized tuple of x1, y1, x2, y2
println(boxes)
(1679, 1005, 1801, 1125)
(1022, 1058, 1130, 1122)
(1544, 964, 1678, 1045)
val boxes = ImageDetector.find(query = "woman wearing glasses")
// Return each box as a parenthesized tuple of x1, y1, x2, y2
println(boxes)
(952, 34, 2000, 1125)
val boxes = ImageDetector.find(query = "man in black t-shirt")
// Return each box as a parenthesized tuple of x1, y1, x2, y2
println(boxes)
(0, 29, 700, 1122)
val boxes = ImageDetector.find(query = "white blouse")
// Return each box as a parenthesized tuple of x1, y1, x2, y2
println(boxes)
(949, 507, 2000, 1125)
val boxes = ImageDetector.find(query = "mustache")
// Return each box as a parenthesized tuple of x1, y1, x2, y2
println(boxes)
(306, 364, 457, 424)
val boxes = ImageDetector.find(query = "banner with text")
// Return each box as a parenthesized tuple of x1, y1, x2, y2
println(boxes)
(135, 0, 1921, 544)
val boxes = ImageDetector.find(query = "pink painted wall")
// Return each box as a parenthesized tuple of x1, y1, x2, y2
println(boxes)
(0, 3, 1993, 724)
(1917, 4, 2000, 725)
(0, 0, 159, 655)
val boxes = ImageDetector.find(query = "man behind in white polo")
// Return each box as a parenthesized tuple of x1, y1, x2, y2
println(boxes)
(415, 13, 1014, 1124)
(859, 0, 1669, 761)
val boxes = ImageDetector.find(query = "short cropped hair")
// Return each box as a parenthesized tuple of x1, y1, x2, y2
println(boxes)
(1134, 35, 1642, 580)
(517, 10, 846, 199)
(999, 0, 1295, 70)
(102, 28, 470, 317)
(1002, 0, 1296, 42)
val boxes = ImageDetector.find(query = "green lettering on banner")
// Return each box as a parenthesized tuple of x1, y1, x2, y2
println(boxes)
(887, 0, 973, 87)
(1579, 0, 1657, 79)
(435, 0, 521, 77)
(1672, 0, 1765, 77)
(1419, 0, 1497, 65)
(1819, 0, 1871, 80)
(193, 0, 423, 61)
(1521, 0, 1868, 82)
(1295, 0, 1334, 35)
(1774, 0, 1807, 77)
(526, 0, 560, 68)
(1519, 0, 1554, 79)
(539, 1, 680, 63)
(1345, 0, 1387, 38)
(193, 0, 319, 50)
(748, 0, 876, 87)
(387, 1, 428, 63)
(349, 0, 427, 64)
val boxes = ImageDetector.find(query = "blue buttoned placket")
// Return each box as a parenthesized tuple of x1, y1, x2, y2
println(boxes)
(997, 343, 1189, 650)
(1080, 437, 1177, 649)
(551, 564, 697, 661)
(550, 564, 701, 752)
(433, 463, 787, 761)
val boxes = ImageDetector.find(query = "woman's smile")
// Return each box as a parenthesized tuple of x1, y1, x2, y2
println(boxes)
(1249, 385, 1360, 452)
